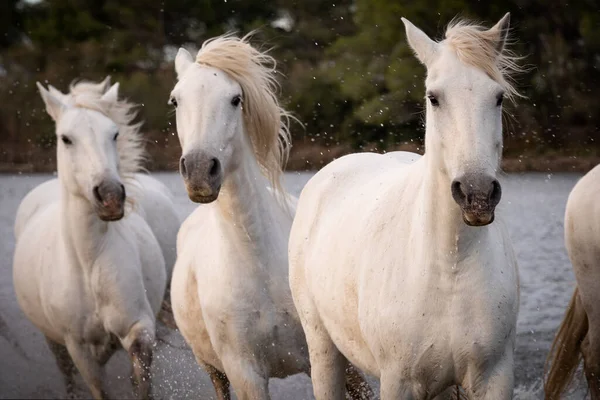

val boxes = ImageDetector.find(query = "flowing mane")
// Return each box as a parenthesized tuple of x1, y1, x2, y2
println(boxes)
(67, 80, 146, 182)
(195, 32, 292, 192)
(444, 18, 524, 101)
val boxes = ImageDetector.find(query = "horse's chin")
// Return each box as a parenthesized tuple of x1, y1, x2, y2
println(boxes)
(462, 211, 495, 227)
(187, 191, 219, 204)
(97, 209, 125, 221)
(186, 184, 221, 204)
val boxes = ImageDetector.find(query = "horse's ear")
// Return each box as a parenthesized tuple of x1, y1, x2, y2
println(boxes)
(100, 76, 112, 92)
(401, 18, 438, 67)
(101, 83, 119, 103)
(48, 85, 69, 103)
(488, 12, 510, 52)
(37, 82, 67, 122)
(175, 48, 194, 79)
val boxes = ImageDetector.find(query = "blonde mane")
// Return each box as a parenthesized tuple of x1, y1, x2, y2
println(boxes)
(195, 32, 292, 193)
(67, 79, 146, 182)
(444, 18, 524, 101)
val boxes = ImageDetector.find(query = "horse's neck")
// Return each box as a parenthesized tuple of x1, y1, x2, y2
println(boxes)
(418, 152, 488, 261)
(215, 144, 287, 267)
(60, 186, 109, 272)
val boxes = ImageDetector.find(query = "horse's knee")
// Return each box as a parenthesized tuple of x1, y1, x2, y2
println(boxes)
(127, 331, 154, 399)
(220, 357, 268, 400)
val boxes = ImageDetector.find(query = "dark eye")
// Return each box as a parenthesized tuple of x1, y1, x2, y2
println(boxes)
(427, 94, 439, 107)
(231, 95, 242, 107)
(113, 131, 119, 141)
(61, 135, 72, 145)
(496, 94, 504, 107)
(169, 97, 178, 108)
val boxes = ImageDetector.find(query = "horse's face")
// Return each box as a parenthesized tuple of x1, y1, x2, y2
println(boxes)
(170, 48, 244, 203)
(403, 15, 510, 227)
(37, 83, 126, 221)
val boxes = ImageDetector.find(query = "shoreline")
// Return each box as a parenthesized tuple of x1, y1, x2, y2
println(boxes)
(1, 144, 598, 174)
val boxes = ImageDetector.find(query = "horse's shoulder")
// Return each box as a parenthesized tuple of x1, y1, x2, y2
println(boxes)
(15, 178, 60, 238)
(177, 206, 211, 250)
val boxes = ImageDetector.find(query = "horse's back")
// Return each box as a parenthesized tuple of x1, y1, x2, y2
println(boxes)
(564, 164, 600, 312)
(292, 151, 420, 239)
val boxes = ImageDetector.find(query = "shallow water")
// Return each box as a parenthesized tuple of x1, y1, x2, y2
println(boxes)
(0, 171, 586, 399)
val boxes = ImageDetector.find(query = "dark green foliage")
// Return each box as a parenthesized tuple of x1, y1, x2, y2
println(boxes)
(1, 0, 599, 171)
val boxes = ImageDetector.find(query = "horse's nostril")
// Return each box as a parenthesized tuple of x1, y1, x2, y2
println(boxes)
(209, 158, 221, 177)
(180, 157, 187, 177)
(93, 185, 102, 203)
(451, 180, 466, 203)
(489, 179, 502, 205)
(120, 184, 126, 201)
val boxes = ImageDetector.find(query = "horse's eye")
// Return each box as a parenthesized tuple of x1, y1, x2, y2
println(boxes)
(113, 131, 119, 141)
(427, 94, 439, 107)
(496, 94, 504, 107)
(231, 95, 242, 107)
(61, 135, 72, 145)
(169, 97, 178, 108)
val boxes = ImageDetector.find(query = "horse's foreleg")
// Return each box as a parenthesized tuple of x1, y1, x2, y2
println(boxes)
(344, 363, 373, 400)
(64, 337, 108, 400)
(203, 363, 231, 400)
(124, 326, 154, 400)
(221, 354, 269, 400)
(465, 350, 514, 400)
(45, 337, 77, 398)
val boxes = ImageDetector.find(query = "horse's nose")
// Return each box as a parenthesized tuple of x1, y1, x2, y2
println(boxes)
(451, 174, 501, 226)
(180, 151, 223, 203)
(180, 154, 221, 182)
(93, 179, 126, 221)
(452, 176, 501, 208)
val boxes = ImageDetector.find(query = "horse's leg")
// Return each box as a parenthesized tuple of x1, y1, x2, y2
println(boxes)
(202, 363, 231, 400)
(158, 288, 177, 330)
(465, 348, 514, 400)
(45, 337, 77, 398)
(581, 323, 600, 399)
(220, 354, 269, 400)
(303, 318, 346, 399)
(379, 370, 415, 400)
(64, 337, 108, 400)
(344, 363, 373, 400)
(123, 325, 155, 400)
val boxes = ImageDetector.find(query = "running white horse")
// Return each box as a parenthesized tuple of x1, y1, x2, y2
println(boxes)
(169, 33, 371, 400)
(14, 78, 180, 328)
(289, 14, 521, 400)
(545, 164, 600, 399)
(14, 77, 180, 284)
(13, 80, 168, 399)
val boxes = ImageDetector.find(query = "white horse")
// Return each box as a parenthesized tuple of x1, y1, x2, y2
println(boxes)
(544, 164, 600, 399)
(14, 77, 180, 280)
(14, 78, 180, 328)
(13, 80, 168, 399)
(289, 14, 521, 400)
(169, 33, 371, 400)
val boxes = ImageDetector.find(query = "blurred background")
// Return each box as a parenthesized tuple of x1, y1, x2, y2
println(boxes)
(1, 0, 599, 173)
